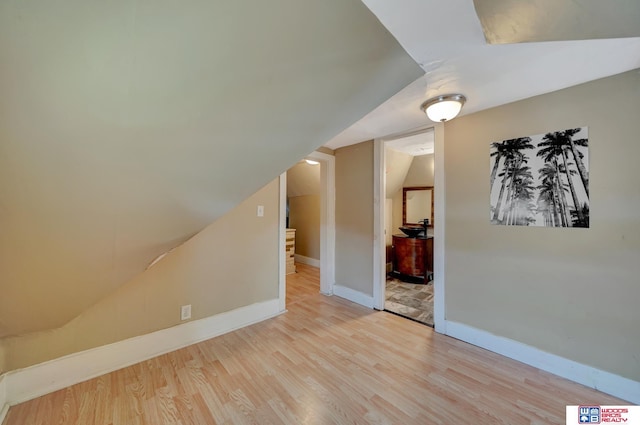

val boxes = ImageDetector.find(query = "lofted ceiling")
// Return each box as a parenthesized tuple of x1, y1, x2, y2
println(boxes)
(325, 0, 640, 149)
(0, 0, 422, 338)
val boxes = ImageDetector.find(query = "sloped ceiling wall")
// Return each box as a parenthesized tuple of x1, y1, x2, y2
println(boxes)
(0, 0, 423, 337)
(287, 162, 321, 198)
(384, 148, 413, 198)
(473, 0, 640, 44)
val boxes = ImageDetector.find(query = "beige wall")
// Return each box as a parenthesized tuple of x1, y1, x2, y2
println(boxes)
(392, 190, 404, 240)
(316, 146, 335, 156)
(385, 147, 414, 240)
(289, 195, 321, 260)
(0, 340, 5, 374)
(0, 0, 422, 340)
(444, 69, 640, 381)
(287, 161, 321, 261)
(2, 180, 280, 371)
(335, 141, 374, 295)
(403, 154, 434, 187)
(384, 199, 393, 247)
(385, 148, 413, 197)
(287, 162, 321, 198)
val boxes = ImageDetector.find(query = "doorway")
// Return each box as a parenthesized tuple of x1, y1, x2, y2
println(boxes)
(279, 151, 335, 311)
(373, 127, 445, 330)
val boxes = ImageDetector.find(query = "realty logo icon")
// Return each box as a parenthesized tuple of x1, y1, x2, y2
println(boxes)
(579, 406, 601, 424)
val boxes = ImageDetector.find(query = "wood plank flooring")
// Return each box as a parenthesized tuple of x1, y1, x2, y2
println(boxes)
(3, 263, 625, 424)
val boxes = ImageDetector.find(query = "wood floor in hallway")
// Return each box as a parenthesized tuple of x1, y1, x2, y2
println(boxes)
(3, 263, 625, 424)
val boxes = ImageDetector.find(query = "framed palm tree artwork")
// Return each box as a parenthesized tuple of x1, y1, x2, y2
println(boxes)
(489, 127, 589, 227)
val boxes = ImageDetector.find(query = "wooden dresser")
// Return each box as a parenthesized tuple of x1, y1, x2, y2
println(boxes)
(285, 228, 296, 274)
(392, 234, 433, 283)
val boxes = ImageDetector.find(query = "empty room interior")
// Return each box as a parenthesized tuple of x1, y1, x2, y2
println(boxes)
(1, 1, 639, 424)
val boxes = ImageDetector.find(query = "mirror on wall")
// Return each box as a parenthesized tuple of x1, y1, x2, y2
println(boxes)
(403, 186, 434, 226)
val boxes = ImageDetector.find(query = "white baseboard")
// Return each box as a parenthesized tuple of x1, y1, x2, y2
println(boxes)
(333, 285, 374, 309)
(294, 254, 320, 268)
(0, 374, 8, 424)
(445, 320, 640, 404)
(3, 299, 282, 407)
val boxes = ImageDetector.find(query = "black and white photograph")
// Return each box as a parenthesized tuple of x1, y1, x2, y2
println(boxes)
(490, 127, 589, 228)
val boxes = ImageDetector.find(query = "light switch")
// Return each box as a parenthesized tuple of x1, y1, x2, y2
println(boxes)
(257, 205, 264, 217)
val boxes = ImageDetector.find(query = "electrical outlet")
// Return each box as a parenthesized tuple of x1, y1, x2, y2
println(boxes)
(257, 205, 264, 217)
(181, 304, 191, 321)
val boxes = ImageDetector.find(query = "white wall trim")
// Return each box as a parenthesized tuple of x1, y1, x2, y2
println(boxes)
(279, 173, 287, 313)
(333, 285, 374, 309)
(294, 254, 320, 268)
(3, 299, 282, 407)
(445, 320, 640, 404)
(306, 150, 336, 296)
(433, 122, 446, 334)
(0, 374, 8, 424)
(372, 139, 386, 310)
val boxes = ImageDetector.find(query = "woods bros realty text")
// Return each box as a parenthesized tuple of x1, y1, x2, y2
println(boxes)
(567, 406, 640, 424)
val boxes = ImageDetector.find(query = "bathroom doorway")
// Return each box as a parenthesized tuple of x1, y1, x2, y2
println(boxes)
(374, 128, 436, 326)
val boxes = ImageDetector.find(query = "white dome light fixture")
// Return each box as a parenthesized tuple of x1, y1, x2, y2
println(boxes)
(420, 94, 466, 122)
(305, 159, 320, 165)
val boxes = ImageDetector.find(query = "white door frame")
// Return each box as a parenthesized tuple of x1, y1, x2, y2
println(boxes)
(310, 150, 336, 296)
(373, 125, 446, 332)
(279, 150, 336, 311)
(432, 124, 446, 333)
(372, 139, 386, 310)
(278, 172, 287, 312)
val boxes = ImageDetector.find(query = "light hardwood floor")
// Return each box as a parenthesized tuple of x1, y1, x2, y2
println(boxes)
(3, 263, 625, 424)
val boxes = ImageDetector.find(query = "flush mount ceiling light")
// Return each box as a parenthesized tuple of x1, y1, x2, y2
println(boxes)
(420, 94, 466, 122)
(305, 159, 320, 165)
